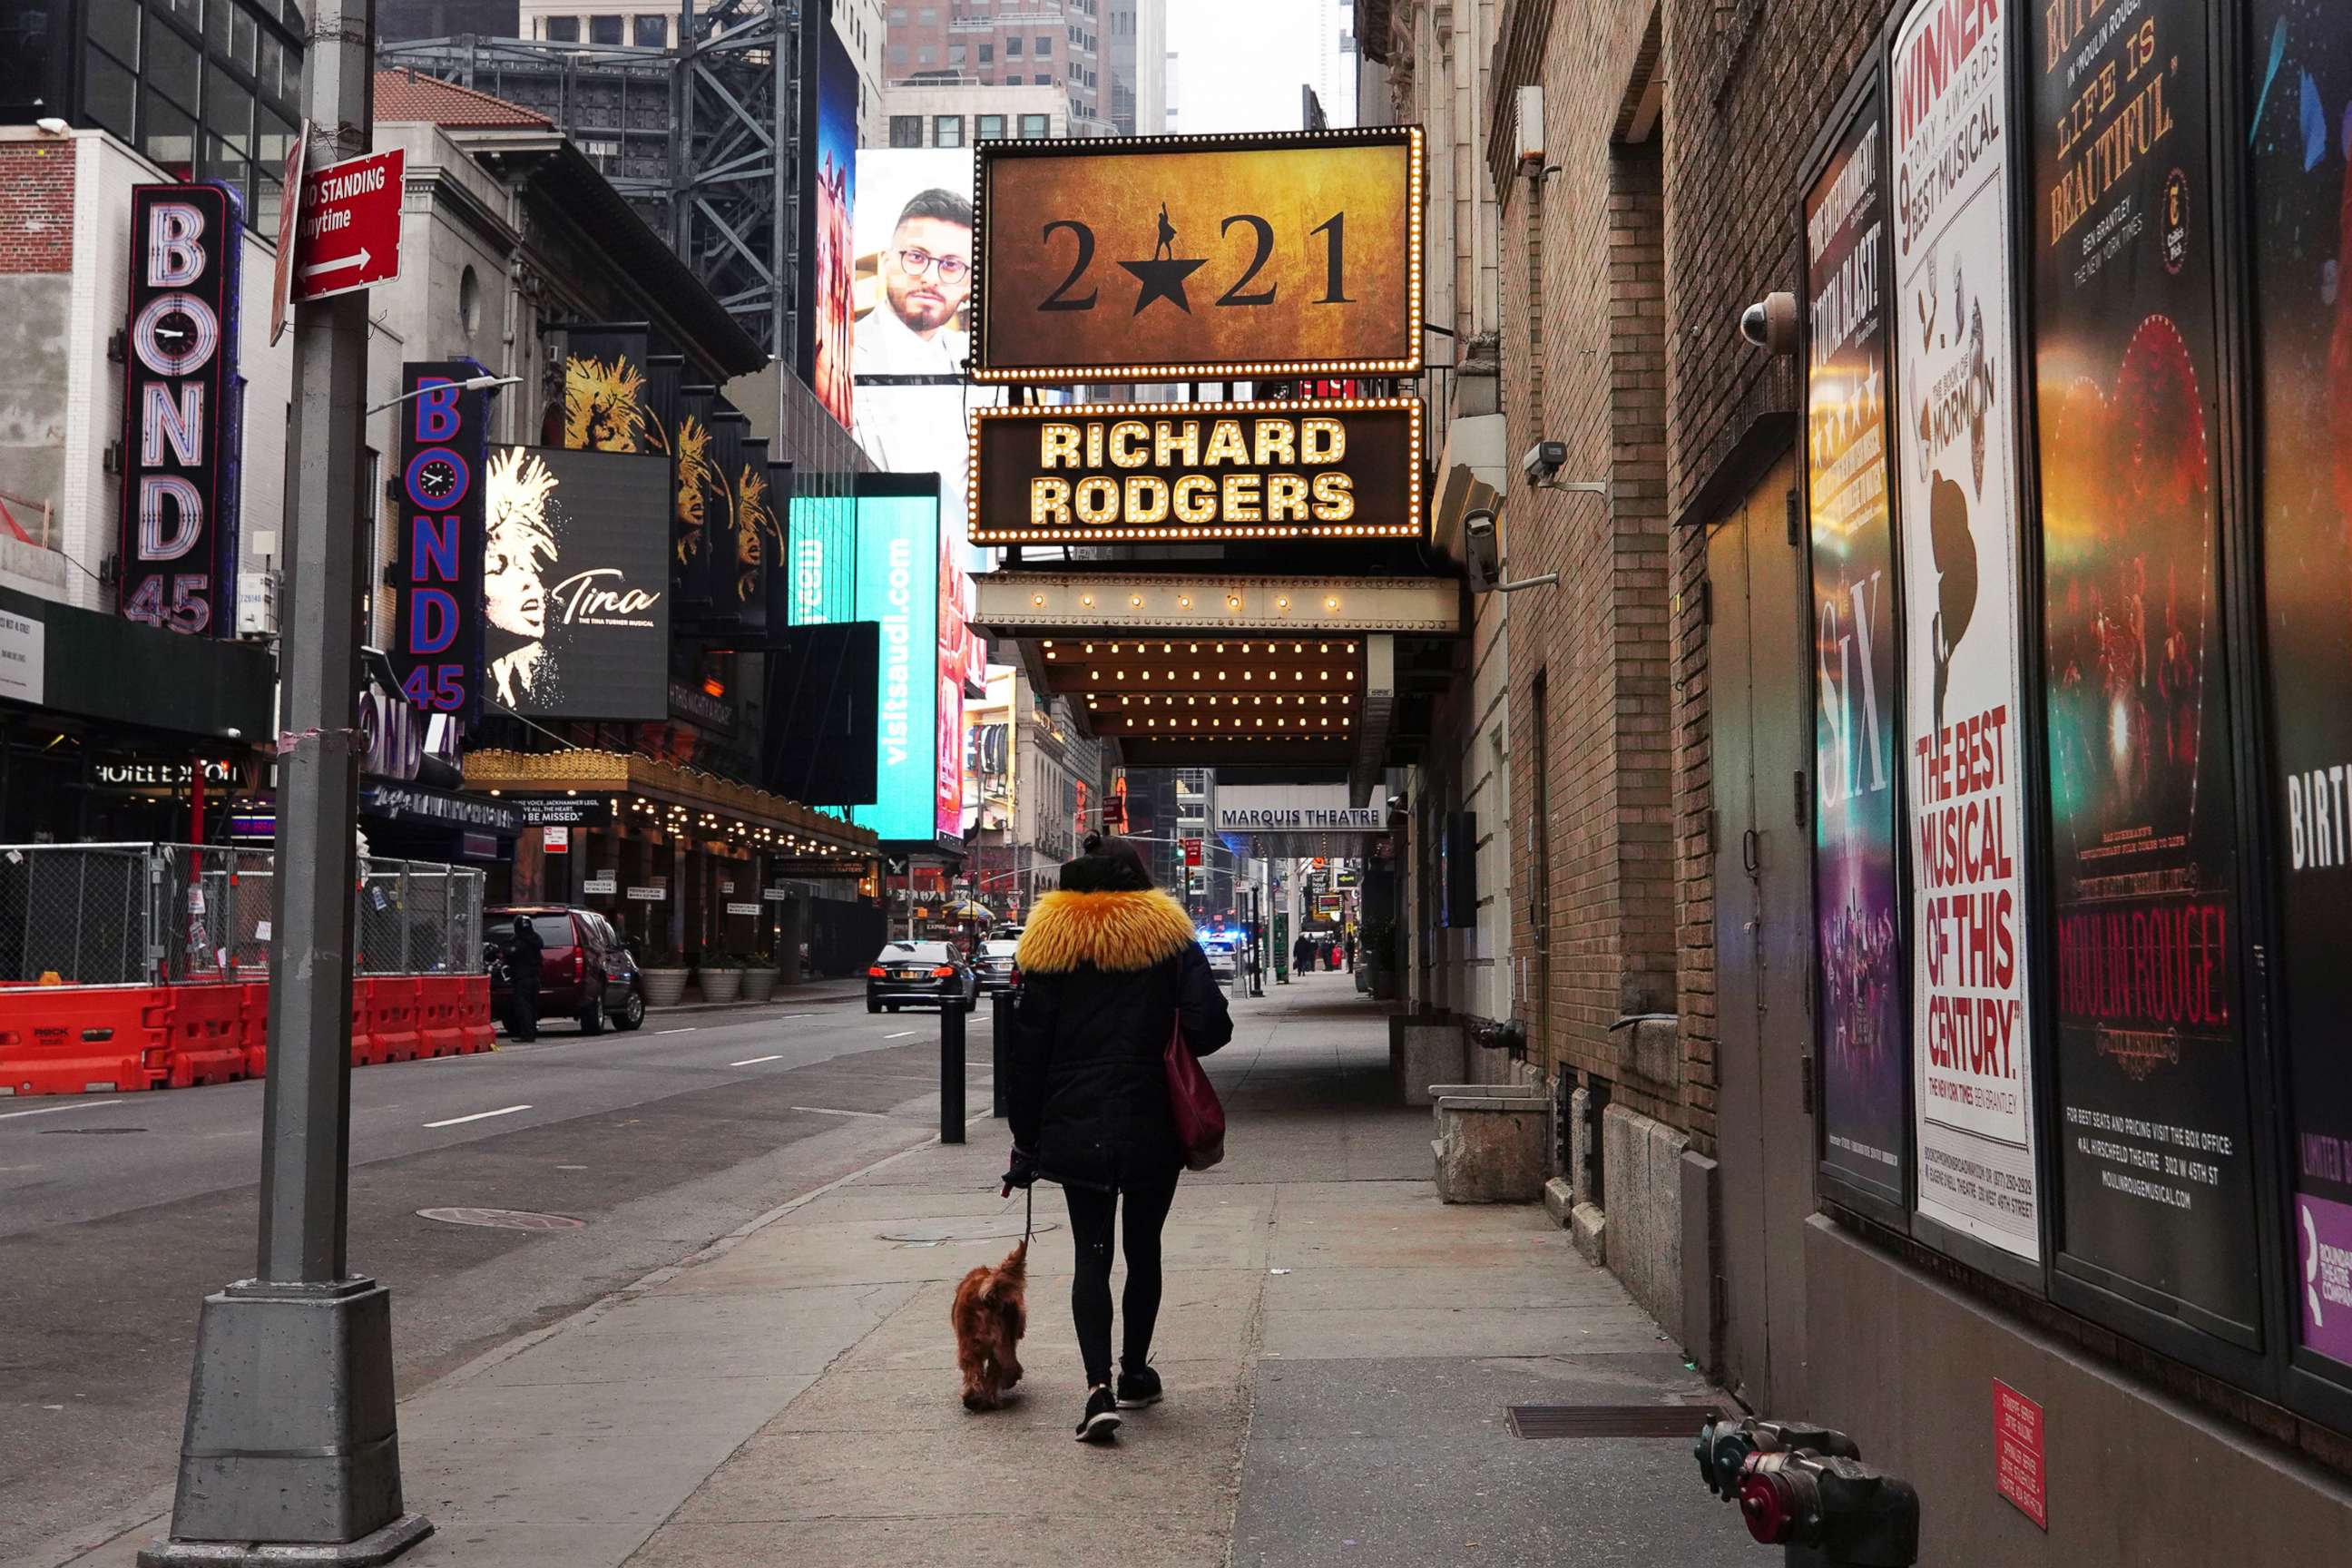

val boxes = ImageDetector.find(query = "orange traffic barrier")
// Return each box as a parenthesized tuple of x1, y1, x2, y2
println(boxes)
(163, 983, 250, 1089)
(240, 981, 271, 1077)
(0, 984, 172, 1097)
(456, 975, 495, 1053)
(364, 976, 421, 1064)
(416, 976, 466, 1059)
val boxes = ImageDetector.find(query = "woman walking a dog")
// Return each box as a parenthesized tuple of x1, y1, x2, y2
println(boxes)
(1003, 835, 1233, 1443)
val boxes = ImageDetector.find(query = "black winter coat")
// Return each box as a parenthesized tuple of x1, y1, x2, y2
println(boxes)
(1009, 886, 1233, 1191)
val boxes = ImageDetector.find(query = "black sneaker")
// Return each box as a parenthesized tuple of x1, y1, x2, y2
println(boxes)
(1074, 1385, 1122, 1443)
(1115, 1363, 1162, 1407)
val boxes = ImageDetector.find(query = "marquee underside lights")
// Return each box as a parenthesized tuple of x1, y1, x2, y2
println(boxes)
(969, 398, 1424, 546)
(971, 573, 1458, 635)
(970, 125, 1426, 384)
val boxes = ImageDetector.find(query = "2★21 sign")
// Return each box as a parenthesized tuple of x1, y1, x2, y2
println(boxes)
(971, 127, 1424, 384)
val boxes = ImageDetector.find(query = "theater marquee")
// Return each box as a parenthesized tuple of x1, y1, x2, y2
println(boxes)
(970, 127, 1424, 383)
(968, 397, 1422, 545)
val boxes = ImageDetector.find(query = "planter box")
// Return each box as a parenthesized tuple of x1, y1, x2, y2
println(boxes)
(641, 968, 690, 1009)
(740, 969, 778, 1004)
(697, 968, 743, 1004)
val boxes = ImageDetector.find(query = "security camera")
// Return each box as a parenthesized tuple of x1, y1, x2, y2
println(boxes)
(1463, 506, 1501, 593)
(1740, 291, 1799, 355)
(1522, 440, 1566, 486)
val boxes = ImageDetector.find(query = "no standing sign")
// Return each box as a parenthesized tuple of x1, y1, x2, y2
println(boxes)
(293, 147, 405, 303)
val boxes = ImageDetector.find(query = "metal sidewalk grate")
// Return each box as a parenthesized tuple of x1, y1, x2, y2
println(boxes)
(1507, 1404, 1719, 1439)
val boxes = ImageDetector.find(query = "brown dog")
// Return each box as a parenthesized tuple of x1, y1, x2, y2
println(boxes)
(949, 1237, 1028, 1410)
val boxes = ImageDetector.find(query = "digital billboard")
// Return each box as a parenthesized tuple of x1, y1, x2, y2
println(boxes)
(969, 397, 1422, 544)
(971, 127, 1425, 383)
(482, 446, 671, 721)
(786, 476, 946, 845)
(120, 182, 244, 636)
(391, 362, 491, 721)
(799, 12, 858, 431)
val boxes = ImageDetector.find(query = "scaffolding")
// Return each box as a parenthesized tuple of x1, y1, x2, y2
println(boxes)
(378, 0, 805, 358)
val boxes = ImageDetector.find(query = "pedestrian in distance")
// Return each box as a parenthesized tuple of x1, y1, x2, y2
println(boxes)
(1004, 835, 1233, 1443)
(1345, 932, 1357, 972)
(1292, 932, 1314, 974)
(507, 914, 544, 1043)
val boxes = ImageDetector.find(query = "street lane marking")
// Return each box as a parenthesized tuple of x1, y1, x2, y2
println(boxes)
(730, 1054, 787, 1067)
(0, 1099, 125, 1121)
(656, 1027, 699, 1035)
(792, 1106, 887, 1119)
(424, 1103, 533, 1129)
(882, 1030, 918, 1040)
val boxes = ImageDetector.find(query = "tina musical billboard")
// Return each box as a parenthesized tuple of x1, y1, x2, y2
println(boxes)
(2032, 0, 2258, 1334)
(971, 127, 1424, 383)
(969, 397, 1422, 545)
(481, 446, 671, 722)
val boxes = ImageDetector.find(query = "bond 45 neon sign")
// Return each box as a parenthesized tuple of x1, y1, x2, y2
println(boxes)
(118, 183, 245, 635)
(391, 364, 491, 722)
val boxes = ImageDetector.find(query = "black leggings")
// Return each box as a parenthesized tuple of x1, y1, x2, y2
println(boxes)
(1063, 1171, 1180, 1387)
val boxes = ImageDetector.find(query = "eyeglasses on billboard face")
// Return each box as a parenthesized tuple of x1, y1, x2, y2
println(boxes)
(897, 247, 970, 282)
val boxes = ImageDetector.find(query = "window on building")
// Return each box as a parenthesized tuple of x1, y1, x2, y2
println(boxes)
(632, 14, 664, 45)
(544, 15, 581, 41)
(933, 114, 963, 147)
(948, 43, 965, 65)
(141, 92, 195, 177)
(1005, 34, 1022, 54)
(915, 5, 936, 20)
(978, 42, 993, 61)
(589, 14, 623, 44)
(916, 44, 936, 64)
(83, 47, 136, 142)
(888, 113, 924, 147)
(1035, 34, 1052, 55)
(976, 113, 1004, 140)
(86, 0, 137, 71)
(1019, 112, 1049, 139)
(888, 41, 907, 64)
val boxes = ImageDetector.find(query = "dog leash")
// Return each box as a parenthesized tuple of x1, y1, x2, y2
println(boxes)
(1023, 1182, 1034, 1244)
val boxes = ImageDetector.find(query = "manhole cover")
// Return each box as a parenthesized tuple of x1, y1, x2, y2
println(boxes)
(416, 1207, 585, 1231)
(877, 1217, 1059, 1245)
(38, 1127, 146, 1135)
(1507, 1404, 1719, 1439)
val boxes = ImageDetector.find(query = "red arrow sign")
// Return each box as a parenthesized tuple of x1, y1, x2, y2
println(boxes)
(293, 147, 404, 303)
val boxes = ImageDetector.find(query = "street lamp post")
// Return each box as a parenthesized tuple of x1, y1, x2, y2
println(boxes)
(144, 5, 430, 1561)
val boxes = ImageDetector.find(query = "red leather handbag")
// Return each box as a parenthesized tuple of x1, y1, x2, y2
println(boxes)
(1164, 1019, 1226, 1171)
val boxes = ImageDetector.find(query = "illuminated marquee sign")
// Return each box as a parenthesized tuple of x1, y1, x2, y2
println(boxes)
(970, 397, 1421, 545)
(392, 363, 491, 721)
(119, 182, 245, 636)
(971, 127, 1424, 383)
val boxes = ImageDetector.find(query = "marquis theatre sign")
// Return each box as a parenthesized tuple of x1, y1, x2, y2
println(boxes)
(119, 182, 245, 636)
(969, 398, 1422, 545)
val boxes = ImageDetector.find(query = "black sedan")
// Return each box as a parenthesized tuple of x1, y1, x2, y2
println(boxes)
(866, 940, 981, 1014)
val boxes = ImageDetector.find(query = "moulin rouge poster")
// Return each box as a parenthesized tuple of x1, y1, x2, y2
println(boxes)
(2246, 0, 2352, 1369)
(1807, 99, 1908, 1204)
(1891, 0, 2041, 1259)
(2033, 0, 2257, 1329)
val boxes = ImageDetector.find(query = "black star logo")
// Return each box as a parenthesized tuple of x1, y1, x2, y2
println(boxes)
(1121, 256, 1207, 315)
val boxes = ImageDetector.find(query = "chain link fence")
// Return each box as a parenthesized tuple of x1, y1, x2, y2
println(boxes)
(0, 843, 485, 985)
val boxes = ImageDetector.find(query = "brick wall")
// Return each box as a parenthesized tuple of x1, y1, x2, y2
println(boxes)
(0, 142, 74, 274)
(1491, 0, 1683, 1130)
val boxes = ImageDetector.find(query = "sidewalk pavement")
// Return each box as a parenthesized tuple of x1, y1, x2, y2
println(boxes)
(65, 974, 1732, 1568)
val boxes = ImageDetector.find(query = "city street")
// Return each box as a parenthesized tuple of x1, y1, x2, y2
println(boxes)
(0, 989, 992, 1567)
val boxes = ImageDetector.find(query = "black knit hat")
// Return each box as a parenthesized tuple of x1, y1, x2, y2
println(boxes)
(1059, 833, 1152, 893)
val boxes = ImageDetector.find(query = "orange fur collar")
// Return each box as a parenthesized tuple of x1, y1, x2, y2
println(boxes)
(1014, 887, 1195, 975)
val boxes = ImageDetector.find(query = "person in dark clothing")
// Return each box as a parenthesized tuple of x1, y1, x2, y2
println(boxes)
(1004, 835, 1232, 1444)
(507, 914, 544, 1042)
(1292, 932, 1314, 974)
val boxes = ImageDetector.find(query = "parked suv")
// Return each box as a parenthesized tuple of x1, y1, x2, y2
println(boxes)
(485, 906, 647, 1034)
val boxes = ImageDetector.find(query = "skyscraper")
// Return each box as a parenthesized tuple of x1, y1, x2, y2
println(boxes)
(884, 0, 1113, 135)
(1105, 0, 1167, 135)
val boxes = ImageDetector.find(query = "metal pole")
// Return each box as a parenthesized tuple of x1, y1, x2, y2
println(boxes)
(940, 998, 966, 1142)
(146, 0, 429, 1555)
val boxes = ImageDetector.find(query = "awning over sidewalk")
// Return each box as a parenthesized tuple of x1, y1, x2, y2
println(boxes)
(461, 748, 878, 857)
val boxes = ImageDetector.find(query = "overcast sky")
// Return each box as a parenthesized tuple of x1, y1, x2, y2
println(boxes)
(1169, 0, 1353, 134)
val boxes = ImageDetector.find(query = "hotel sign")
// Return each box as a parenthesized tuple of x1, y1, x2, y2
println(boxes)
(971, 127, 1424, 383)
(970, 397, 1422, 545)
(120, 182, 244, 637)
